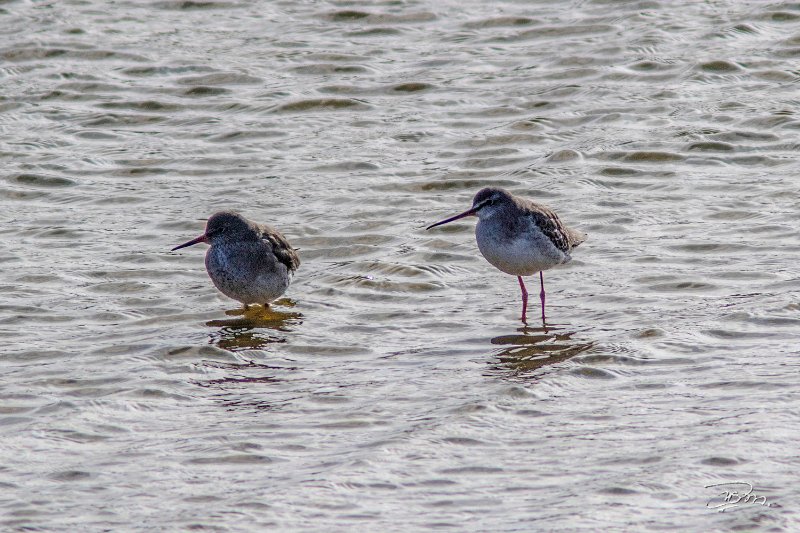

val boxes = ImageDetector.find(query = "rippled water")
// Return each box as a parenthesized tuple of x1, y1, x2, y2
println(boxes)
(2, 0, 800, 530)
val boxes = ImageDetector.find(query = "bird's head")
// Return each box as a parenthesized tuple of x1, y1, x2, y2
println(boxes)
(171, 211, 254, 251)
(426, 187, 513, 229)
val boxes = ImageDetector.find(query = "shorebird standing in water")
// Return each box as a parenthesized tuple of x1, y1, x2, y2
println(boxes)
(171, 211, 300, 308)
(427, 187, 585, 323)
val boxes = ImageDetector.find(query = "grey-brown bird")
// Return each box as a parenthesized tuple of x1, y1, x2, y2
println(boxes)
(171, 211, 300, 308)
(427, 187, 585, 322)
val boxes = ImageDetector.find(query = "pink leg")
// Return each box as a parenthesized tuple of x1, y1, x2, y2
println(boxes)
(539, 271, 546, 321)
(517, 276, 528, 323)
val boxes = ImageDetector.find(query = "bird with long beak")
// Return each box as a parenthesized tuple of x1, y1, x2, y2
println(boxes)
(426, 187, 585, 323)
(171, 211, 300, 308)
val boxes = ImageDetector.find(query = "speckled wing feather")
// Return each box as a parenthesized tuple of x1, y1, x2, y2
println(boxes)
(259, 225, 300, 273)
(520, 199, 585, 253)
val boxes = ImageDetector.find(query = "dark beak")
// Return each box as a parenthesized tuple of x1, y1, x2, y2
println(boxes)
(171, 234, 208, 251)
(426, 207, 478, 230)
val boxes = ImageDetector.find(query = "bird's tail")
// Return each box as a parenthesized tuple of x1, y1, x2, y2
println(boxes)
(569, 228, 587, 247)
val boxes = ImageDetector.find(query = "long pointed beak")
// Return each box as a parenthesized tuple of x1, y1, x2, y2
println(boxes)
(171, 234, 208, 251)
(426, 207, 478, 230)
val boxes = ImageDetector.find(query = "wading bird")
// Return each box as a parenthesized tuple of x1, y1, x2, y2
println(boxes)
(172, 211, 300, 308)
(427, 187, 584, 322)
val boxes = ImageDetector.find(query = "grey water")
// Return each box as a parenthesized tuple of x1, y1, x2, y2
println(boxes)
(1, 0, 799, 530)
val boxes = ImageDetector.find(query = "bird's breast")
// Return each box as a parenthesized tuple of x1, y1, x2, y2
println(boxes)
(475, 220, 568, 276)
(204, 243, 290, 304)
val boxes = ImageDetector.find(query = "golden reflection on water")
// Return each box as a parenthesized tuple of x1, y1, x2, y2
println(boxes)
(206, 302, 302, 351)
(197, 304, 302, 400)
(488, 324, 594, 376)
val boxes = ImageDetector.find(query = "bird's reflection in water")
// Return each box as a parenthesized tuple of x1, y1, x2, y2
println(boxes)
(206, 299, 302, 352)
(195, 357, 299, 411)
(196, 302, 303, 408)
(487, 323, 594, 377)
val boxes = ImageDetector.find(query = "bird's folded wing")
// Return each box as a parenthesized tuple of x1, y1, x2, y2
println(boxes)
(261, 227, 301, 271)
(525, 203, 579, 253)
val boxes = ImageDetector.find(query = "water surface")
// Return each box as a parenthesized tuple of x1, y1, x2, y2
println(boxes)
(2, 0, 799, 530)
